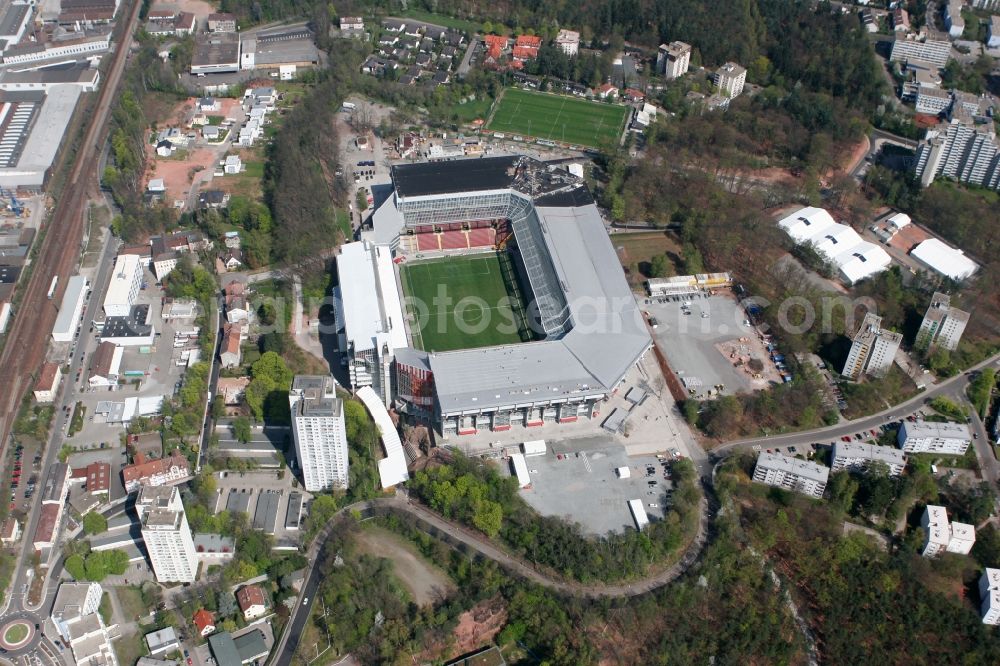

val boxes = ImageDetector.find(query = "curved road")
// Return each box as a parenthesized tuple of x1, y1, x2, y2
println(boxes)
(273, 492, 710, 664)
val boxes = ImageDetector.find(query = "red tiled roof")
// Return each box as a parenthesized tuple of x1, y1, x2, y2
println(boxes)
(35, 362, 59, 392)
(121, 450, 189, 488)
(515, 34, 541, 47)
(236, 585, 266, 611)
(34, 504, 60, 547)
(222, 325, 241, 355)
(512, 45, 538, 60)
(483, 34, 509, 49)
(193, 609, 215, 634)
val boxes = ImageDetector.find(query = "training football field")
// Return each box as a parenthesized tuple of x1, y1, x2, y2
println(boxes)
(486, 88, 628, 150)
(399, 252, 534, 352)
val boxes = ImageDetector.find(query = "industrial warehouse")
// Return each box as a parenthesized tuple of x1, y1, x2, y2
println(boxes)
(334, 155, 652, 435)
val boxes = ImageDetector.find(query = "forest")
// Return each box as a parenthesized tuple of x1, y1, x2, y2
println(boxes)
(409, 453, 701, 582)
(717, 460, 1000, 664)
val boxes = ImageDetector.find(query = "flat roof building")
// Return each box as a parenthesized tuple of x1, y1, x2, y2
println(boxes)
(916, 291, 969, 352)
(0, 85, 83, 190)
(657, 41, 691, 80)
(981, 569, 1000, 625)
(137, 485, 198, 583)
(832, 442, 906, 476)
(842, 313, 902, 381)
(921, 504, 976, 557)
(52, 275, 88, 342)
(192, 32, 241, 74)
(103, 254, 143, 317)
(752, 452, 829, 498)
(898, 420, 971, 455)
(290, 375, 348, 492)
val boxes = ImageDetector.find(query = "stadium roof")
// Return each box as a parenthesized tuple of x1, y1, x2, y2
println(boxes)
(910, 238, 979, 281)
(392, 156, 519, 197)
(357, 386, 409, 488)
(429, 202, 651, 415)
(336, 241, 406, 353)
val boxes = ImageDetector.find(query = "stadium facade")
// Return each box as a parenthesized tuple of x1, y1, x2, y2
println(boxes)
(335, 156, 651, 435)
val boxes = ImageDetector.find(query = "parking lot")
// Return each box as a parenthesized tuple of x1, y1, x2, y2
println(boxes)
(646, 292, 779, 398)
(510, 439, 677, 535)
(211, 470, 311, 547)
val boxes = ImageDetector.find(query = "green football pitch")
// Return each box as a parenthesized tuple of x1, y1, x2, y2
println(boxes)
(486, 88, 629, 150)
(399, 252, 534, 352)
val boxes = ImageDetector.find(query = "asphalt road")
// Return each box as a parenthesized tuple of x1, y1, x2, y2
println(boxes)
(0, 0, 140, 657)
(273, 492, 710, 663)
(715, 352, 1000, 487)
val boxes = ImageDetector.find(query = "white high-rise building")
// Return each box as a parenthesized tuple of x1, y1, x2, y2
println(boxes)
(916, 292, 969, 352)
(713, 62, 746, 98)
(898, 421, 971, 455)
(290, 375, 349, 491)
(752, 452, 829, 498)
(137, 485, 198, 583)
(980, 569, 1000, 625)
(657, 41, 691, 80)
(842, 313, 902, 380)
(913, 114, 1000, 189)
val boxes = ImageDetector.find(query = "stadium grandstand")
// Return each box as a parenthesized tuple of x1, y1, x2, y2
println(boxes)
(337, 155, 651, 436)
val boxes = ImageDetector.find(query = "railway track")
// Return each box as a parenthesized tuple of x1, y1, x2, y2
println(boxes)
(0, 0, 142, 447)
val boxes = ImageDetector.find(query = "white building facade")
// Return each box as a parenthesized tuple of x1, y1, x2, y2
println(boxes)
(713, 62, 746, 98)
(916, 291, 969, 352)
(137, 486, 199, 583)
(752, 452, 829, 498)
(657, 41, 691, 80)
(103, 254, 143, 317)
(831, 442, 906, 476)
(290, 375, 349, 491)
(842, 313, 902, 380)
(898, 421, 972, 454)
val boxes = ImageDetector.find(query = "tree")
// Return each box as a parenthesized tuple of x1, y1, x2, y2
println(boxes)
(65, 554, 87, 580)
(232, 417, 252, 444)
(648, 254, 671, 279)
(245, 376, 275, 421)
(251, 352, 292, 389)
(472, 499, 503, 537)
(83, 512, 108, 535)
(257, 302, 277, 326)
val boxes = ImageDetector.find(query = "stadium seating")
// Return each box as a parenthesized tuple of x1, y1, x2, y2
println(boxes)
(468, 228, 495, 248)
(417, 233, 440, 251)
(441, 230, 468, 250)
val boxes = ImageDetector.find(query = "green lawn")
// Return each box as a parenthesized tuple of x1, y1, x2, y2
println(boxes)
(399, 252, 533, 352)
(486, 88, 628, 150)
(397, 9, 479, 34)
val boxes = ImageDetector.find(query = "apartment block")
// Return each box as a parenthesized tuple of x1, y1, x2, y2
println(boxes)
(921, 504, 976, 557)
(898, 420, 971, 455)
(137, 485, 198, 583)
(981, 568, 1000, 625)
(752, 452, 829, 498)
(713, 62, 746, 98)
(831, 442, 907, 476)
(842, 313, 902, 380)
(945, 0, 965, 38)
(890, 38, 951, 68)
(290, 375, 349, 492)
(916, 291, 969, 352)
(913, 114, 1000, 190)
(102, 254, 144, 318)
(657, 41, 691, 80)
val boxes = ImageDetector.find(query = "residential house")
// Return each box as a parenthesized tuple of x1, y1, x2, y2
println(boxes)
(121, 450, 191, 493)
(202, 125, 222, 141)
(1, 517, 20, 545)
(198, 190, 230, 209)
(145, 627, 180, 656)
(34, 362, 62, 403)
(236, 584, 267, 620)
(198, 97, 220, 113)
(224, 155, 242, 174)
(193, 609, 216, 637)
(220, 324, 242, 368)
(594, 83, 619, 99)
(155, 140, 174, 157)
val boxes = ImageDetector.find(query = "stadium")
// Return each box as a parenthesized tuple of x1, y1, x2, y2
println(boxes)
(333, 155, 651, 436)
